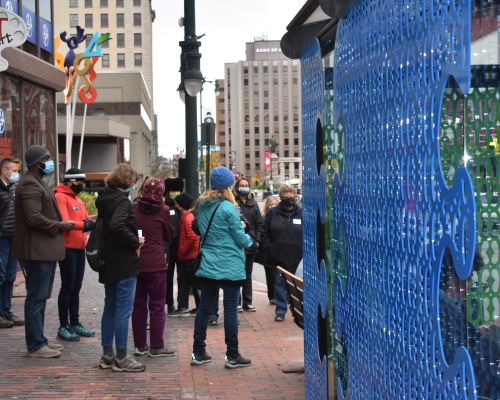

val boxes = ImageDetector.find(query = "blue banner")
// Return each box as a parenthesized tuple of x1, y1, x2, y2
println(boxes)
(1, 0, 19, 15)
(39, 17, 52, 53)
(22, 5, 36, 46)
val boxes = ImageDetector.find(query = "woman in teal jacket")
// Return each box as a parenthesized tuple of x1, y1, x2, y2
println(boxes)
(190, 167, 254, 369)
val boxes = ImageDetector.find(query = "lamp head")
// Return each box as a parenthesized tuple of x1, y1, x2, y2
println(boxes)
(183, 69, 204, 97)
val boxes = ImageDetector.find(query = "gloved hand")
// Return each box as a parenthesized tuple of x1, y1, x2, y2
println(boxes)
(83, 219, 96, 232)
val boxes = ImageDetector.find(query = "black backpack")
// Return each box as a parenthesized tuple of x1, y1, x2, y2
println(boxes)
(86, 216, 105, 272)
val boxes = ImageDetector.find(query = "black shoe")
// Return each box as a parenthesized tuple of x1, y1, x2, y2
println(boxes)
(225, 354, 251, 369)
(243, 305, 256, 312)
(169, 308, 190, 318)
(190, 353, 212, 365)
(208, 316, 218, 326)
(189, 308, 197, 317)
(167, 304, 175, 314)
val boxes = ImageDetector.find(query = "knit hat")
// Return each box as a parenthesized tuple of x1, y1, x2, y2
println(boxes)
(164, 178, 184, 193)
(25, 145, 49, 167)
(63, 167, 86, 182)
(143, 177, 165, 197)
(174, 192, 193, 210)
(210, 166, 235, 190)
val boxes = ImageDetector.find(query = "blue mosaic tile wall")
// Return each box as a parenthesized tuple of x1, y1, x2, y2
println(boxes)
(301, 0, 477, 397)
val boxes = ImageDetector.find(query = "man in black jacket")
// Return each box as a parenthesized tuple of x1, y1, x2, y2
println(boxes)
(0, 158, 22, 329)
(260, 185, 302, 322)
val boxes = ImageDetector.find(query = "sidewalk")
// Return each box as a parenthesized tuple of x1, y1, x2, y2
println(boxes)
(0, 266, 304, 399)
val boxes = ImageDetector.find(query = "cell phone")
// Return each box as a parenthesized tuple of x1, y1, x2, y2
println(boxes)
(138, 230, 143, 237)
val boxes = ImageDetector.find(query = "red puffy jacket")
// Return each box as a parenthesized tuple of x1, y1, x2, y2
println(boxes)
(177, 210, 200, 261)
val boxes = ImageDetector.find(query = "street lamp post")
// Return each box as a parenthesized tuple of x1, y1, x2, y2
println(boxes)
(269, 136, 277, 192)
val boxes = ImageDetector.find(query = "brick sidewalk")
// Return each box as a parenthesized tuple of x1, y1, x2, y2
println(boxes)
(0, 266, 304, 399)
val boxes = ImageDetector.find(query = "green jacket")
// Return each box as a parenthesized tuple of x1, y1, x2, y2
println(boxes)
(196, 198, 253, 281)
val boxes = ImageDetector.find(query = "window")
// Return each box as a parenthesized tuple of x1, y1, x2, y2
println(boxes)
(264, 114, 269, 121)
(294, 152, 299, 157)
(274, 115, 278, 122)
(254, 66, 258, 73)
(274, 126, 279, 133)
(134, 33, 142, 46)
(70, 14, 79, 26)
(117, 53, 125, 67)
(255, 151, 260, 158)
(85, 0, 92, 6)
(293, 64, 298, 73)
(254, 90, 258, 98)
(220, 132, 225, 136)
(133, 0, 140, 4)
(294, 114, 299, 122)
(102, 54, 109, 67)
(264, 102, 268, 110)
(85, 14, 93, 28)
(94, 108, 106, 116)
(284, 150, 289, 157)
(117, 33, 124, 47)
(85, 34, 92, 47)
(294, 126, 299, 134)
(294, 138, 299, 145)
(245, 153, 250, 159)
(117, 13, 124, 27)
(263, 66, 268, 73)
(244, 103, 249, 111)
(244, 66, 248, 74)
(293, 102, 298, 109)
(256, 163, 260, 170)
(273, 78, 278, 85)
(284, 126, 289, 133)
(218, 98, 224, 103)
(283, 65, 288, 73)
(264, 127, 269, 134)
(244, 79, 248, 86)
(101, 39, 109, 48)
(254, 115, 259, 122)
(100, 0, 108, 6)
(245, 129, 249, 134)
(245, 139, 250, 146)
(245, 115, 249, 122)
(254, 102, 258, 110)
(263, 79, 268, 85)
(284, 139, 289, 145)
(134, 53, 142, 66)
(255, 127, 259, 134)
(116, 0, 123, 5)
(218, 109, 225, 114)
(283, 78, 288, 85)
(70, 0, 78, 7)
(264, 90, 268, 97)
(293, 77, 298, 85)
(254, 77, 259, 85)
(133, 13, 141, 26)
(244, 91, 249, 99)
(255, 139, 260, 146)
(284, 114, 289, 121)
(294, 162, 300, 170)
(273, 65, 278, 73)
(101, 14, 108, 27)
(283, 89, 288, 97)
(220, 121, 225, 125)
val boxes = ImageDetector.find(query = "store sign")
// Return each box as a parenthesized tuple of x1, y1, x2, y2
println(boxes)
(256, 48, 281, 53)
(0, 6, 27, 72)
(21, 5, 36, 45)
(1, 0, 18, 14)
(39, 16, 52, 53)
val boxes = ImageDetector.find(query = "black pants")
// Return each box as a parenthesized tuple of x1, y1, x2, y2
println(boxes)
(264, 265, 275, 300)
(240, 253, 255, 307)
(177, 259, 200, 310)
(57, 249, 86, 327)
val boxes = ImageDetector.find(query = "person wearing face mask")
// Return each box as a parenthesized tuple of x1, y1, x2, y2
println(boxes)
(260, 185, 302, 322)
(12, 145, 75, 358)
(233, 178, 262, 312)
(0, 158, 23, 329)
(54, 168, 96, 341)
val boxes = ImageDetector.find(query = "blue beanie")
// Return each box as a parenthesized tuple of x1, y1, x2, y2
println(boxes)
(210, 166, 235, 190)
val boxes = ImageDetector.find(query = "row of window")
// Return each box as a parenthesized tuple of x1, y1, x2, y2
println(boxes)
(70, 13, 142, 28)
(71, 0, 141, 7)
(245, 114, 300, 122)
(243, 126, 300, 134)
(244, 65, 298, 74)
(100, 53, 142, 67)
(244, 102, 299, 111)
(245, 89, 299, 98)
(86, 33, 142, 47)
(243, 77, 298, 86)
(244, 138, 300, 146)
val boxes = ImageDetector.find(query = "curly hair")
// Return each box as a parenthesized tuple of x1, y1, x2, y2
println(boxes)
(193, 188, 237, 212)
(278, 184, 297, 198)
(262, 196, 279, 217)
(105, 164, 138, 190)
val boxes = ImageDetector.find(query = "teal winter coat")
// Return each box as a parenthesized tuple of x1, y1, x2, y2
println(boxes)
(196, 198, 253, 281)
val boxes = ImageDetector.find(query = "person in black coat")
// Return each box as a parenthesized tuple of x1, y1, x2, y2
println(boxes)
(260, 185, 302, 322)
(233, 177, 262, 312)
(95, 164, 146, 372)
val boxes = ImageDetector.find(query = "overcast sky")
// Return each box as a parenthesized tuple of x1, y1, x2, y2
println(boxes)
(152, 0, 306, 158)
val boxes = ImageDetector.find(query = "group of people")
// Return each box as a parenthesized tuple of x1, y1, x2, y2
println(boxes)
(0, 144, 304, 372)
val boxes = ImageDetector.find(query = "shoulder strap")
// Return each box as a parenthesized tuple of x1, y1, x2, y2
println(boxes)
(200, 200, 223, 249)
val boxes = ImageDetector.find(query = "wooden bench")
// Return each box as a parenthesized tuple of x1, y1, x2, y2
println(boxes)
(277, 266, 304, 330)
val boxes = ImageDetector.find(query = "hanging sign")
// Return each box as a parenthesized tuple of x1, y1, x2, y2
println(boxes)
(0, 6, 27, 72)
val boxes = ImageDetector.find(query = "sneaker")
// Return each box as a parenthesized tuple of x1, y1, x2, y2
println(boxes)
(112, 354, 146, 372)
(208, 316, 218, 326)
(8, 315, 25, 326)
(0, 315, 13, 328)
(269, 299, 276, 305)
(237, 306, 243, 313)
(71, 323, 95, 337)
(99, 355, 114, 369)
(190, 353, 212, 365)
(149, 347, 176, 357)
(47, 343, 64, 351)
(275, 314, 285, 322)
(134, 344, 150, 356)
(243, 305, 256, 312)
(167, 304, 175, 314)
(27, 346, 61, 358)
(169, 308, 190, 318)
(57, 325, 79, 341)
(189, 308, 197, 317)
(225, 354, 252, 369)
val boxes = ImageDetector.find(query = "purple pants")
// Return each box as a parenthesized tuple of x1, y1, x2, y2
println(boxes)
(132, 270, 166, 349)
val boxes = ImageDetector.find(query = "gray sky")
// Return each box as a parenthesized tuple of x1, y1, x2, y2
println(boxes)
(152, 0, 305, 158)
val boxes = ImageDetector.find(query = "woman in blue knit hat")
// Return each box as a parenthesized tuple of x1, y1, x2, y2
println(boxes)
(190, 166, 255, 369)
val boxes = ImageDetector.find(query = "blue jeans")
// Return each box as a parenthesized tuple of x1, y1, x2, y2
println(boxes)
(194, 280, 240, 358)
(58, 249, 86, 327)
(0, 238, 17, 318)
(273, 266, 287, 316)
(21, 260, 56, 353)
(101, 275, 136, 350)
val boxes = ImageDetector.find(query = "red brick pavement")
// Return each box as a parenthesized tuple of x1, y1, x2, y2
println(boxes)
(0, 266, 305, 399)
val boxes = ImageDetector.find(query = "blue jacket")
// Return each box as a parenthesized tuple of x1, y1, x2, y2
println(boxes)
(196, 198, 253, 281)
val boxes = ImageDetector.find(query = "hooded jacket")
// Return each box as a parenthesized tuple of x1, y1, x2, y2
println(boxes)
(195, 198, 253, 282)
(54, 183, 90, 250)
(134, 194, 174, 273)
(236, 195, 262, 254)
(177, 210, 199, 261)
(95, 188, 140, 284)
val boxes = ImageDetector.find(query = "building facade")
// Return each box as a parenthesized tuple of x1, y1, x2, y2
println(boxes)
(224, 40, 302, 185)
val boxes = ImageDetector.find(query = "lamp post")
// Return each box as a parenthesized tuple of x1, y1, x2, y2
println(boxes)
(268, 136, 277, 191)
(179, 0, 203, 198)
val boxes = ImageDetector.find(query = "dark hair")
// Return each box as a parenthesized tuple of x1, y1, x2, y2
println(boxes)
(234, 177, 251, 198)
(105, 164, 138, 190)
(0, 158, 15, 174)
(440, 248, 484, 290)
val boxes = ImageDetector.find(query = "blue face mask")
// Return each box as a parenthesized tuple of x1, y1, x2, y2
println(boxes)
(8, 173, 19, 184)
(127, 186, 136, 196)
(238, 187, 250, 195)
(39, 160, 55, 175)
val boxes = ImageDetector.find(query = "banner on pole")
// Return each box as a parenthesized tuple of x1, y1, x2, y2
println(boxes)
(265, 150, 270, 169)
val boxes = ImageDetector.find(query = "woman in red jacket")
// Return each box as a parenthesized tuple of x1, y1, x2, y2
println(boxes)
(169, 192, 200, 317)
(54, 168, 95, 341)
(132, 178, 175, 357)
